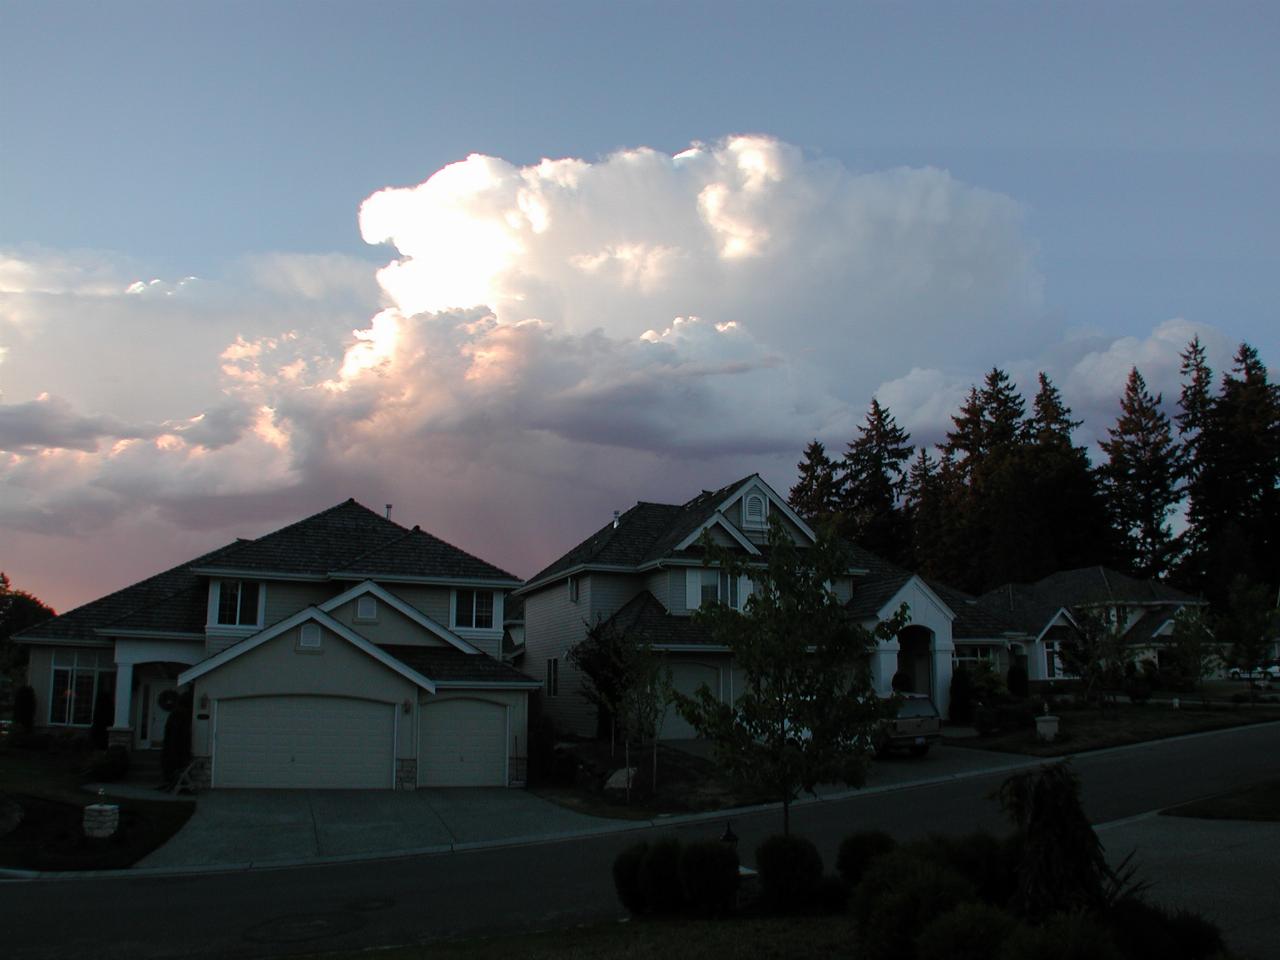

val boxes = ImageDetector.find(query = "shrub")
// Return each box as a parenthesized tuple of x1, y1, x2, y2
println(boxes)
(974, 705, 1000, 735)
(998, 911, 1123, 960)
(1106, 898, 1181, 960)
(162, 689, 194, 782)
(679, 840, 739, 917)
(612, 842, 649, 914)
(950, 666, 976, 723)
(915, 901, 1017, 960)
(853, 851, 976, 960)
(755, 834, 823, 914)
(814, 874, 851, 914)
(836, 829, 897, 887)
(638, 838, 686, 915)
(1124, 676, 1152, 705)
(996, 702, 1036, 731)
(931, 830, 1018, 908)
(87, 744, 130, 782)
(14, 685, 35, 733)
(1007, 662, 1029, 699)
(1165, 907, 1225, 960)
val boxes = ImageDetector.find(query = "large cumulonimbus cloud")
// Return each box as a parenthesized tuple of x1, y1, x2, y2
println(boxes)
(0, 136, 1246, 606)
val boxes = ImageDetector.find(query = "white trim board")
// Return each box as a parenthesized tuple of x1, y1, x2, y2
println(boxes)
(319, 580, 481, 655)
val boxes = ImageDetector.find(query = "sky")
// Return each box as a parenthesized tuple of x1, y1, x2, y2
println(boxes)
(2, 1, 1277, 612)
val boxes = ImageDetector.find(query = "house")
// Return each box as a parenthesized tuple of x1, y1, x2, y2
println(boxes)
(14, 499, 539, 790)
(976, 566, 1208, 681)
(517, 474, 977, 735)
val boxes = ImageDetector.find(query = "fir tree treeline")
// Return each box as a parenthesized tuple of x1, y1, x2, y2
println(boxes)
(789, 337, 1280, 605)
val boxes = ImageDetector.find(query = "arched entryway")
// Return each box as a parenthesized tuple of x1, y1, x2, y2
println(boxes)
(895, 626, 936, 700)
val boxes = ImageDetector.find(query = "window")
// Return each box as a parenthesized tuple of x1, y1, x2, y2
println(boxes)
(1045, 642, 1059, 679)
(49, 650, 116, 727)
(700, 569, 740, 609)
(455, 589, 494, 629)
(299, 623, 322, 649)
(215, 580, 261, 627)
(953, 645, 998, 667)
(567, 576, 579, 604)
(546, 657, 559, 696)
(743, 493, 767, 529)
(356, 595, 378, 621)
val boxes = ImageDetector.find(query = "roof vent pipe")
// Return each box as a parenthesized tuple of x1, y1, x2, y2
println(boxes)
(385, 504, 393, 520)
(612, 510, 620, 529)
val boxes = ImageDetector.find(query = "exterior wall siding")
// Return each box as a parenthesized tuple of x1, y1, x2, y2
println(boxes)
(327, 597, 449, 648)
(420, 688, 530, 779)
(385, 584, 452, 625)
(588, 573, 643, 621)
(263, 581, 338, 626)
(520, 577, 595, 736)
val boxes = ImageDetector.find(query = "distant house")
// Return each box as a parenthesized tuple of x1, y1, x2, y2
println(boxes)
(14, 500, 538, 789)
(977, 566, 1207, 681)
(518, 474, 1026, 734)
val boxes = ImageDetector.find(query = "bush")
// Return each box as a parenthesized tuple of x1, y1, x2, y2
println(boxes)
(612, 841, 649, 914)
(1106, 898, 1181, 960)
(950, 667, 976, 723)
(915, 901, 1017, 960)
(926, 830, 1018, 908)
(679, 840, 739, 917)
(162, 689, 194, 782)
(1165, 907, 1225, 960)
(996, 702, 1036, 731)
(1123, 676, 1152, 704)
(974, 705, 1000, 736)
(836, 829, 897, 886)
(998, 911, 1123, 960)
(853, 851, 976, 960)
(14, 685, 35, 733)
(87, 744, 130, 782)
(755, 834, 823, 914)
(638, 838, 686, 915)
(1007, 662, 1029, 699)
(815, 874, 851, 914)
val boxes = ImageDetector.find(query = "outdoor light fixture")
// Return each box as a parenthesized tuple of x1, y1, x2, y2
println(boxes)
(402, 699, 412, 715)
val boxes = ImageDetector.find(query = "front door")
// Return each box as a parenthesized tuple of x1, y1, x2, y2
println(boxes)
(135, 680, 175, 749)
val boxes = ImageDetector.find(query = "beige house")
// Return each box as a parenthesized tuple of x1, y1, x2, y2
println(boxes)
(16, 500, 538, 789)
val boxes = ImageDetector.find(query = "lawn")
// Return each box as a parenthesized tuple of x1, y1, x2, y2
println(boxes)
(950, 702, 1280, 757)
(0, 738, 194, 871)
(1163, 780, 1280, 822)
(309, 916, 861, 960)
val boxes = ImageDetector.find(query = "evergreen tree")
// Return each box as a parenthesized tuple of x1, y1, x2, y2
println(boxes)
(789, 439, 842, 527)
(1029, 372, 1082, 445)
(1099, 368, 1182, 579)
(840, 399, 912, 563)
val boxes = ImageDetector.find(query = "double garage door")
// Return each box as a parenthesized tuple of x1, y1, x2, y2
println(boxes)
(214, 696, 396, 789)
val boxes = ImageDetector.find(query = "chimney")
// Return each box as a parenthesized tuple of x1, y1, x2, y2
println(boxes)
(385, 504, 393, 520)
(612, 510, 620, 529)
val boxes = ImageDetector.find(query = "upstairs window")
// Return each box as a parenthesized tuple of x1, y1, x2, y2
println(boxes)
(215, 580, 261, 626)
(700, 569, 740, 609)
(568, 576, 579, 604)
(455, 589, 494, 629)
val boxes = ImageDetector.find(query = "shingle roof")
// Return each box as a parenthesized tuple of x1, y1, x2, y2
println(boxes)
(1123, 605, 1180, 643)
(15, 540, 244, 643)
(523, 475, 759, 588)
(928, 581, 1026, 640)
(976, 583, 1065, 637)
(845, 570, 914, 620)
(333, 525, 518, 582)
(1033, 566, 1201, 607)
(603, 591, 719, 647)
(379, 644, 538, 684)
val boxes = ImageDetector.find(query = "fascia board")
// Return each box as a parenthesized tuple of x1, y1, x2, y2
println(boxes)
(881, 576, 956, 623)
(652, 644, 733, 653)
(190, 567, 327, 582)
(672, 513, 761, 555)
(514, 563, 639, 596)
(12, 636, 113, 648)
(319, 580, 481, 655)
(432, 680, 543, 690)
(93, 629, 205, 640)
(329, 572, 521, 588)
(717, 475, 817, 544)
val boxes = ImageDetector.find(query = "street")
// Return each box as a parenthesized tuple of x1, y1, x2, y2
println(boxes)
(4, 723, 1278, 960)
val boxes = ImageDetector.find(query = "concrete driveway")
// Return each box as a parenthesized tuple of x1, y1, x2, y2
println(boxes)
(137, 788, 618, 869)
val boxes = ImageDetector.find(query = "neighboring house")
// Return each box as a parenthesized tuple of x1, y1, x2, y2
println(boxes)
(518, 474, 971, 736)
(14, 500, 539, 790)
(977, 566, 1208, 682)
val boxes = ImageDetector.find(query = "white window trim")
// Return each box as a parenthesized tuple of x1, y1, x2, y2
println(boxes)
(47, 650, 116, 727)
(355, 595, 378, 622)
(742, 492, 768, 530)
(298, 623, 322, 649)
(207, 579, 266, 631)
(451, 588, 499, 631)
(686, 568, 750, 612)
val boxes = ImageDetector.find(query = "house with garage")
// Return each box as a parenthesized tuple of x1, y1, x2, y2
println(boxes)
(517, 474, 978, 736)
(976, 566, 1207, 682)
(15, 499, 539, 789)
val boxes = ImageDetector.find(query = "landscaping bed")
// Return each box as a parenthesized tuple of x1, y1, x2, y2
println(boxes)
(1164, 779, 1280, 822)
(0, 738, 193, 871)
(949, 702, 1280, 757)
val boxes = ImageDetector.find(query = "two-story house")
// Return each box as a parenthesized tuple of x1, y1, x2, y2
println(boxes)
(517, 474, 988, 736)
(15, 499, 539, 790)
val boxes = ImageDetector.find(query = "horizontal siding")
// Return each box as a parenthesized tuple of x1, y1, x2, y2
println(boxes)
(522, 580, 594, 736)
(327, 597, 448, 647)
(264, 581, 337, 626)
(385, 584, 452, 625)
(588, 573, 643, 621)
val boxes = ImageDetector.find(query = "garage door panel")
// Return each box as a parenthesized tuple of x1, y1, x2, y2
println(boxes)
(215, 696, 395, 789)
(419, 698, 507, 787)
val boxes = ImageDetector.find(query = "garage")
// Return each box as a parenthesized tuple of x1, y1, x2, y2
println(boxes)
(419, 697, 508, 787)
(214, 695, 396, 789)
(660, 661, 720, 739)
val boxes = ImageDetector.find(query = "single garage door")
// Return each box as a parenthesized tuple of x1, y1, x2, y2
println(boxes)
(214, 696, 395, 789)
(660, 662, 720, 739)
(419, 698, 508, 787)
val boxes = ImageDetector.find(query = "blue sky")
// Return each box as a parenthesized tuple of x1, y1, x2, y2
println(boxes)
(2, 1, 1277, 609)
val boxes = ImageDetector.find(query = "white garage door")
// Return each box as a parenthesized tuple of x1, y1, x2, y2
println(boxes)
(214, 696, 395, 789)
(419, 698, 508, 787)
(661, 662, 720, 739)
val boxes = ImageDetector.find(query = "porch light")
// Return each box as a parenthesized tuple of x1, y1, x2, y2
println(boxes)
(402, 699, 412, 715)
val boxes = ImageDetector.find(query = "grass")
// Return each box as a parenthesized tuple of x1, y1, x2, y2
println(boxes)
(0, 737, 194, 871)
(1163, 780, 1280, 822)
(950, 702, 1280, 757)
(308, 916, 861, 960)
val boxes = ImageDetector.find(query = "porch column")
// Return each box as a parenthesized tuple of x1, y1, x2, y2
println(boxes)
(870, 646, 898, 697)
(112, 661, 134, 730)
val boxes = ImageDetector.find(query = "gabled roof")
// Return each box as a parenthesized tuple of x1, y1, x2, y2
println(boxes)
(1033, 566, 1202, 607)
(1122, 605, 1180, 643)
(331, 526, 519, 583)
(845, 570, 915, 620)
(15, 540, 245, 644)
(977, 583, 1065, 638)
(602, 591, 723, 648)
(319, 581, 481, 654)
(928, 581, 1027, 641)
(379, 645, 541, 687)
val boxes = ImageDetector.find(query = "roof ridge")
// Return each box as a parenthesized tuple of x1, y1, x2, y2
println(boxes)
(337, 524, 419, 571)
(213, 497, 404, 566)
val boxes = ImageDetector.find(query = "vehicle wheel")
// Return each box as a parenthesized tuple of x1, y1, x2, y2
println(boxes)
(910, 744, 930, 758)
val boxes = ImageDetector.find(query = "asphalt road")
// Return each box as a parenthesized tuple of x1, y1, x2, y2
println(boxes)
(4, 723, 1279, 960)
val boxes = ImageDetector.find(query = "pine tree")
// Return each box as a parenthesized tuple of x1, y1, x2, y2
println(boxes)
(1029, 372, 1082, 446)
(840, 399, 912, 563)
(789, 440, 842, 527)
(1099, 367, 1182, 579)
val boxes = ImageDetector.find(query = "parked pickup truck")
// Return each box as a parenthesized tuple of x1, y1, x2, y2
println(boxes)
(877, 694, 942, 757)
